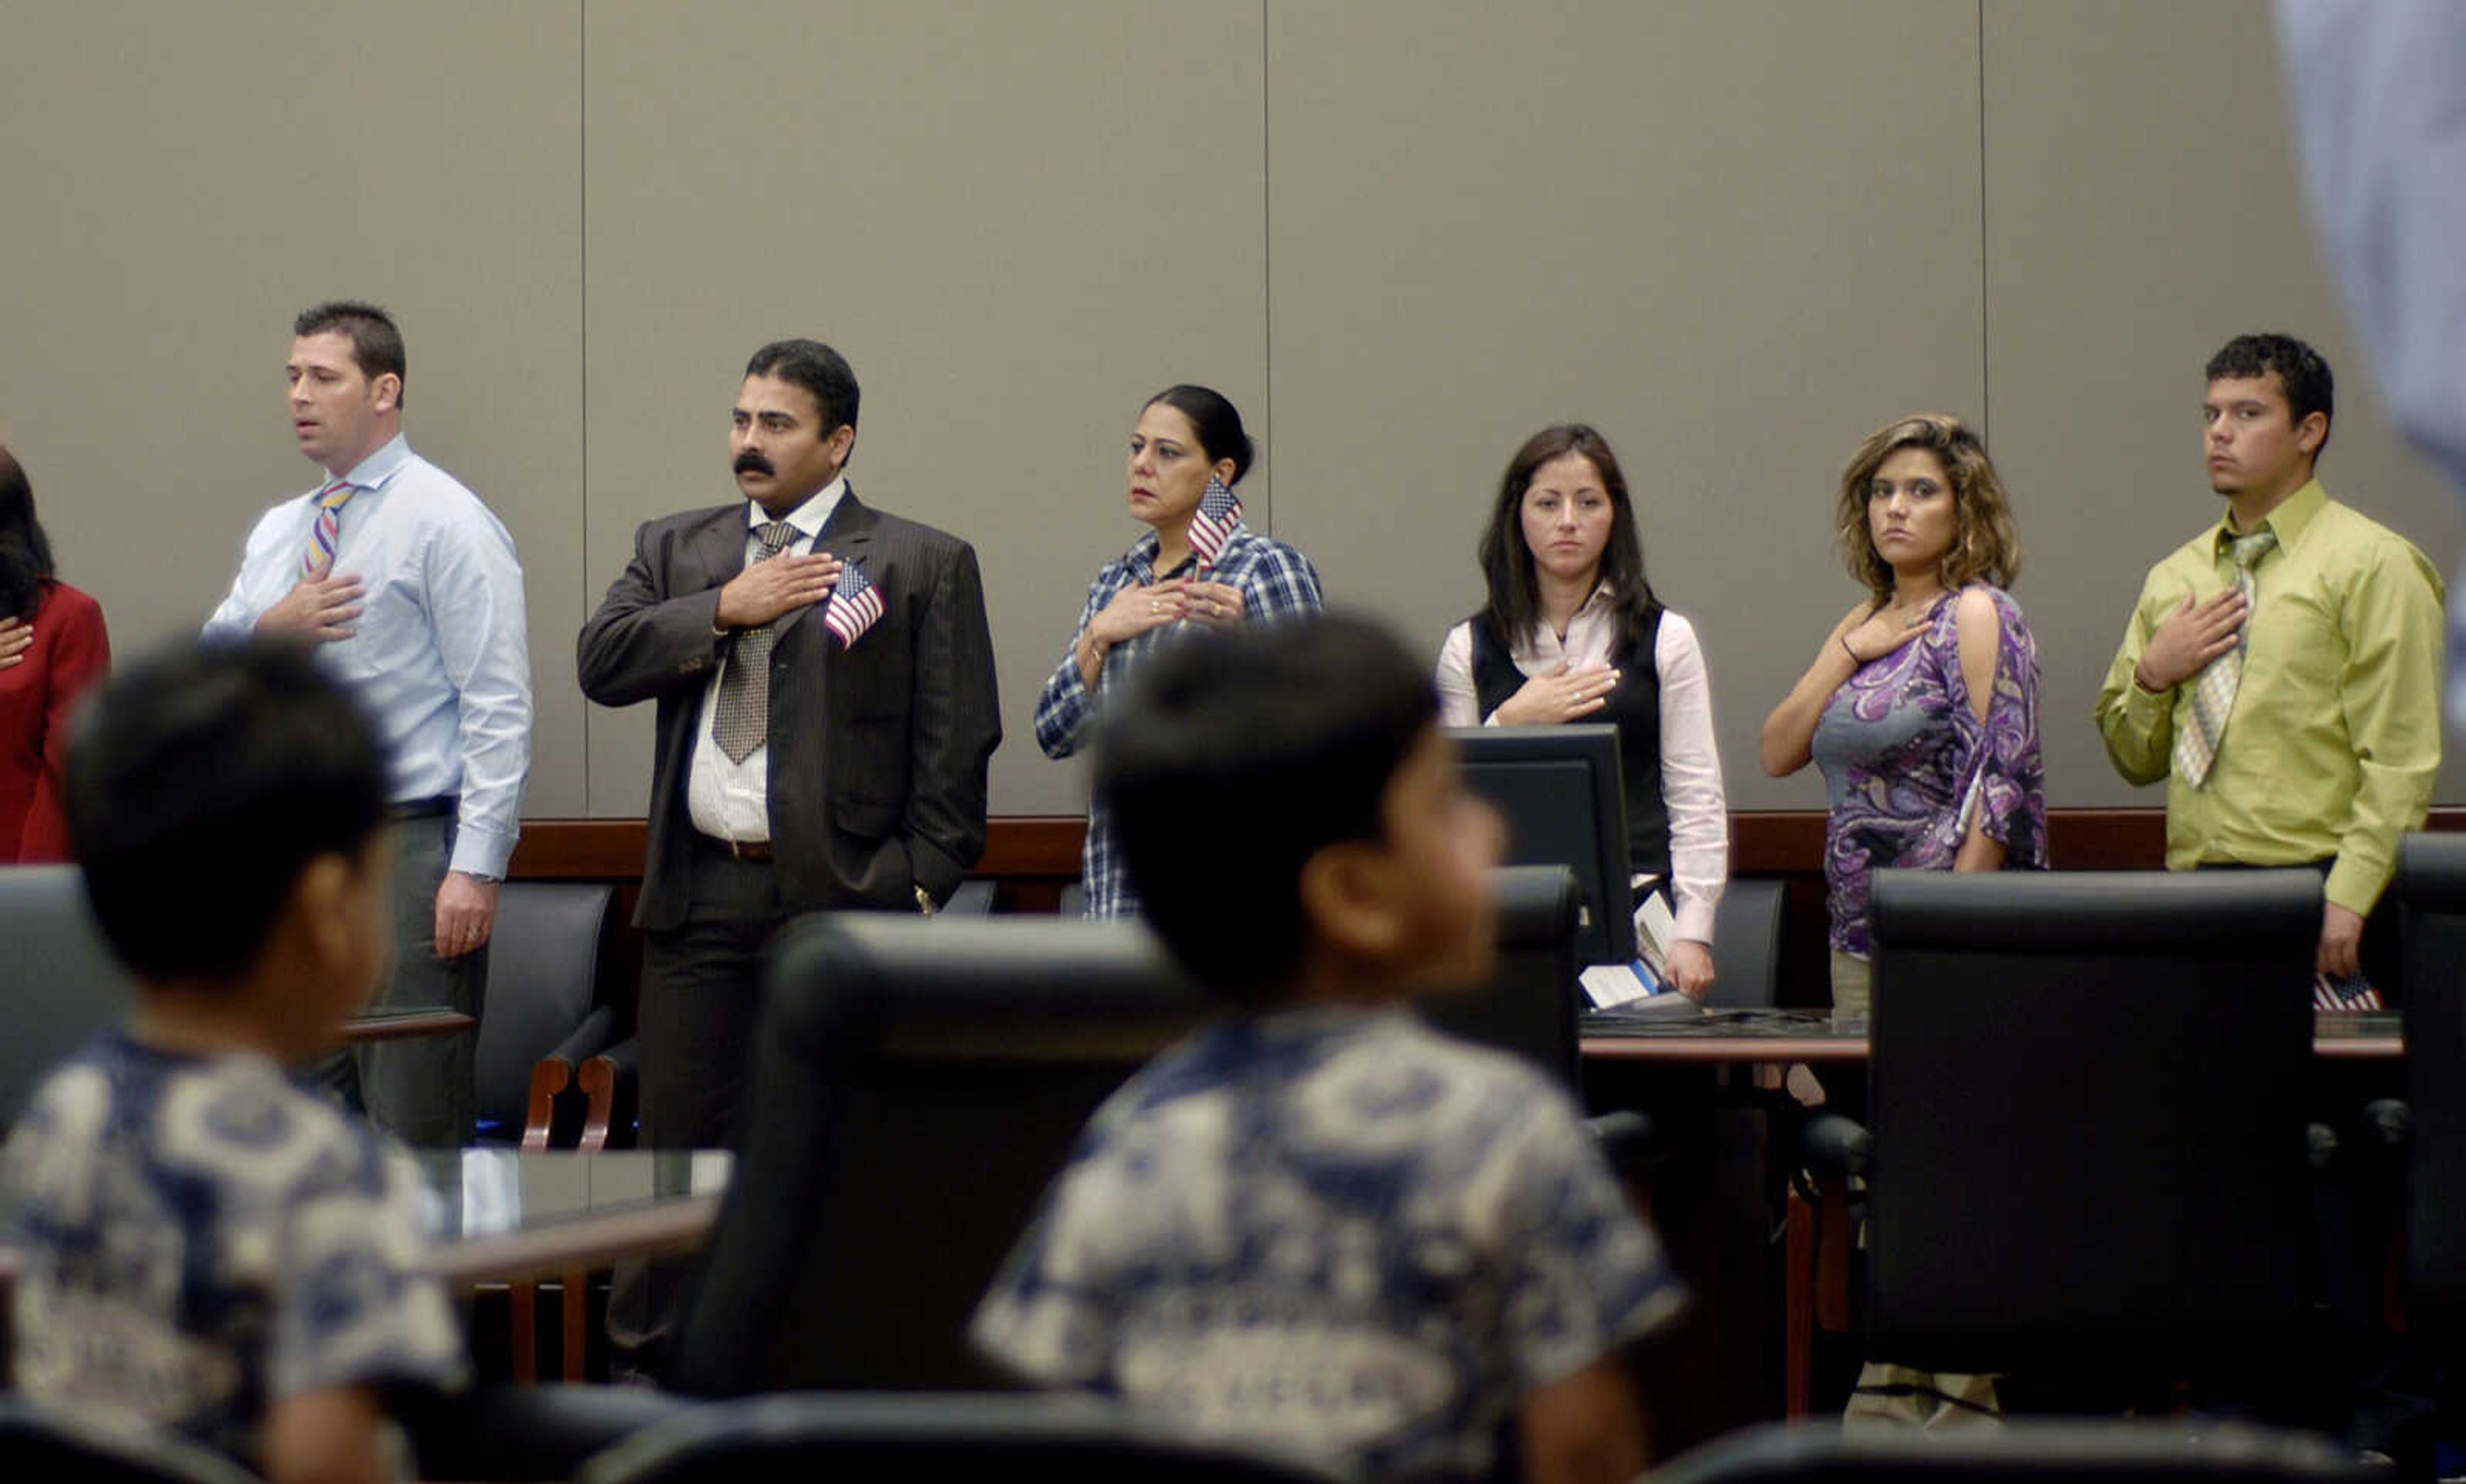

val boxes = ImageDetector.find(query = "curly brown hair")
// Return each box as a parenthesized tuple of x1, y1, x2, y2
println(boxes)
(1834, 413, 2022, 605)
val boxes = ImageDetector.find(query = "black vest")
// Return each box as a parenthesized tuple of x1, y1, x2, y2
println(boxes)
(1468, 609, 1673, 891)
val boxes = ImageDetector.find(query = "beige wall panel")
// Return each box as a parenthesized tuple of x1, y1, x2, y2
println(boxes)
(1983, 0, 2462, 807)
(0, 1, 589, 814)
(581, 0, 1266, 819)
(1266, 1, 1986, 810)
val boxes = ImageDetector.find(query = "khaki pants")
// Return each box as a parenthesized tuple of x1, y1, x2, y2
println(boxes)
(1845, 1363, 2002, 1431)
(1830, 950, 1872, 1020)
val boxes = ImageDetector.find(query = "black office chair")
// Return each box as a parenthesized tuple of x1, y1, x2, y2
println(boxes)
(475, 882, 629, 1148)
(1417, 865, 1661, 1174)
(468, 882, 633, 1381)
(663, 913, 1205, 1396)
(941, 878, 997, 914)
(1706, 876, 1788, 1011)
(0, 1401, 265, 1484)
(576, 1392, 1357, 1484)
(0, 864, 132, 1131)
(1652, 1418, 2364, 1484)
(399, 1383, 697, 1481)
(2397, 832, 2466, 1331)
(1863, 868, 2320, 1390)
(1419, 864, 1584, 1087)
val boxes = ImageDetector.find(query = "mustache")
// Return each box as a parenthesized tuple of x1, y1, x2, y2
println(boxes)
(733, 451, 775, 476)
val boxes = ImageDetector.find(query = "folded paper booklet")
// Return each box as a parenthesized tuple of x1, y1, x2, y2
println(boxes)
(1580, 968, 1698, 1020)
(1632, 887, 1677, 978)
(1580, 956, 1692, 1013)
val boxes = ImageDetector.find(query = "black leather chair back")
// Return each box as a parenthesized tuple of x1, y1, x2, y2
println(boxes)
(1418, 865, 1582, 1088)
(1706, 877, 1787, 1009)
(665, 914, 1204, 1396)
(473, 882, 622, 1134)
(1864, 868, 2320, 1377)
(0, 865, 133, 1130)
(1652, 1418, 2364, 1484)
(2397, 832, 2466, 1327)
(0, 1399, 265, 1483)
(578, 1392, 1358, 1484)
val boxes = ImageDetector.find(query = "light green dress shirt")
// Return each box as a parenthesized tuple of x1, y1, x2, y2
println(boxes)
(2095, 480, 2444, 915)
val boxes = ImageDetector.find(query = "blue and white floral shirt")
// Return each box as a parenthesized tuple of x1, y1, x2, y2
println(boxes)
(3, 1031, 465, 1471)
(974, 1006, 1683, 1481)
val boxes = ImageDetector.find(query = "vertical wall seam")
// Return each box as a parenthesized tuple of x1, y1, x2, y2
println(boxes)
(577, 0, 591, 814)
(1977, 0, 1991, 447)
(1260, 0, 1273, 536)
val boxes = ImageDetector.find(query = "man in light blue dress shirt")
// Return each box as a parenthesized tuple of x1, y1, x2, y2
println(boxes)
(205, 301, 533, 1146)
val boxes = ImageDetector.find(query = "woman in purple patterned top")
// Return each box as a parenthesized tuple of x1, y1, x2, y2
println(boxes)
(1760, 414, 2047, 1017)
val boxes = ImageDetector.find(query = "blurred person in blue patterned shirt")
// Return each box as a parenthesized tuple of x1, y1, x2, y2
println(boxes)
(3, 638, 464, 1484)
(981, 614, 1681, 1484)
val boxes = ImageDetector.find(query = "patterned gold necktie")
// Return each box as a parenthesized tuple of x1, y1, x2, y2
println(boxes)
(301, 480, 353, 579)
(2173, 527, 2278, 788)
(713, 520, 798, 764)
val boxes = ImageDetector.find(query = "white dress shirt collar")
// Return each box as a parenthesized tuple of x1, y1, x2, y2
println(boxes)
(748, 475, 846, 544)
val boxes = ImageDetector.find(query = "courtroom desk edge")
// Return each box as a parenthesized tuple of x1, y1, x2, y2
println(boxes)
(425, 1192, 723, 1289)
(339, 1009, 477, 1043)
(1579, 1035, 1871, 1064)
(504, 808, 2466, 884)
(1579, 1019, 2404, 1063)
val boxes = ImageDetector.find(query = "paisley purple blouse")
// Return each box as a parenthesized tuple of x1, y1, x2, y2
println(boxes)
(1808, 584, 2048, 958)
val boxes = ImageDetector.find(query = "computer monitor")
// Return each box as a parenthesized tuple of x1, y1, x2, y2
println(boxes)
(1447, 724, 1635, 966)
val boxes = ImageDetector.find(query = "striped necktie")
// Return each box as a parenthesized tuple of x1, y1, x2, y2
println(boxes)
(301, 480, 354, 579)
(2173, 527, 2278, 788)
(713, 520, 800, 764)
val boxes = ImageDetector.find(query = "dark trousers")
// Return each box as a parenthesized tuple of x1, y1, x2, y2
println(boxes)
(319, 809, 487, 1147)
(608, 837, 791, 1374)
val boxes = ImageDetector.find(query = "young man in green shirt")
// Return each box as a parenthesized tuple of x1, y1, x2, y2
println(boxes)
(2096, 332, 2444, 990)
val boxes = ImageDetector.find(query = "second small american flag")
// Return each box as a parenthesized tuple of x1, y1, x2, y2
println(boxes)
(1187, 475, 1243, 568)
(824, 559, 884, 648)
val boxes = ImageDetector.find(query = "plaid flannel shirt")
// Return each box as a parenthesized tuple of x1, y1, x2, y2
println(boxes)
(1035, 523, 1324, 918)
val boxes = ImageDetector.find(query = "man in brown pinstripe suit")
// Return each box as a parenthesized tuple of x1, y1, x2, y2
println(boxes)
(581, 338, 1000, 1374)
(579, 338, 1001, 1162)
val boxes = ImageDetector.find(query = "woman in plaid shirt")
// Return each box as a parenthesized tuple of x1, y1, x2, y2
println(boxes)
(1035, 385, 1323, 918)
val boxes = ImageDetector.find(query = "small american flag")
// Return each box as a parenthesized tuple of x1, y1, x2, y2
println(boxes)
(823, 559, 884, 649)
(1187, 475, 1243, 569)
(2314, 971, 2385, 1012)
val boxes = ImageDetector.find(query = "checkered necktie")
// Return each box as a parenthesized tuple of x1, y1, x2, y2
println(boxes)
(2173, 527, 2277, 788)
(712, 520, 798, 764)
(301, 480, 353, 579)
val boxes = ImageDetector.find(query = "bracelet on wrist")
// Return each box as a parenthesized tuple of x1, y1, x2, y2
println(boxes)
(1840, 635, 1863, 665)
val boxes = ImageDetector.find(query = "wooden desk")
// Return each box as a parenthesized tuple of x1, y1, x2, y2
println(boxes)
(1582, 1008, 2404, 1063)
(341, 1007, 477, 1043)
(420, 1149, 731, 1288)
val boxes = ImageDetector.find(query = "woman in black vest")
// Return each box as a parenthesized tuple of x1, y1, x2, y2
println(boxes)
(1436, 424, 1729, 998)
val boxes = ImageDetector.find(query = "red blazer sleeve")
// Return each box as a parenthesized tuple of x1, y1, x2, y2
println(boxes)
(18, 585, 110, 862)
